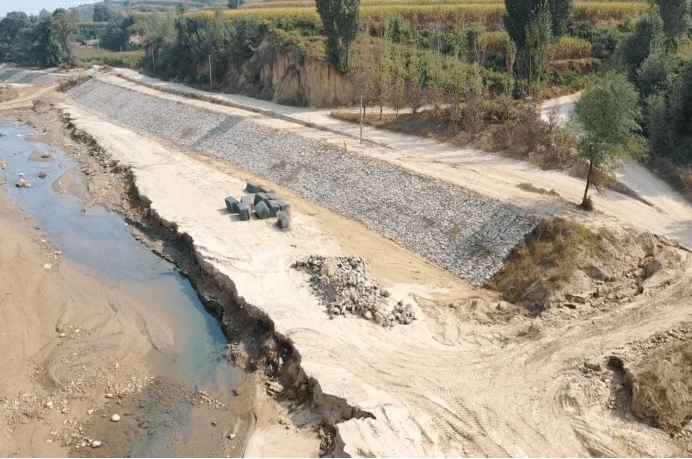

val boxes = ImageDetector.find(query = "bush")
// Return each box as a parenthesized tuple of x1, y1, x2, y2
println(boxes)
(646, 61, 692, 165)
(617, 12, 664, 81)
(548, 36, 592, 60)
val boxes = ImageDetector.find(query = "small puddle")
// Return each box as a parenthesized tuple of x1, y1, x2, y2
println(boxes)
(0, 121, 244, 456)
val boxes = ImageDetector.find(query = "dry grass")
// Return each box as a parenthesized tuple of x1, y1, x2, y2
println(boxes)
(331, 100, 581, 171)
(488, 219, 606, 303)
(633, 340, 692, 432)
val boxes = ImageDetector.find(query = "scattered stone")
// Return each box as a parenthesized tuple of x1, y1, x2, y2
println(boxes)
(87, 409, 94, 415)
(245, 181, 261, 193)
(0, 177, 5, 186)
(255, 201, 270, 219)
(91, 440, 102, 448)
(266, 200, 280, 218)
(238, 203, 251, 221)
(111, 414, 120, 422)
(228, 434, 236, 440)
(38, 171, 47, 179)
(105, 393, 113, 399)
(277, 208, 291, 229)
(16, 177, 31, 188)
(254, 192, 268, 206)
(43, 264, 51, 270)
(267, 381, 284, 394)
(585, 358, 602, 372)
(225, 196, 240, 214)
(274, 199, 291, 211)
(211, 421, 217, 427)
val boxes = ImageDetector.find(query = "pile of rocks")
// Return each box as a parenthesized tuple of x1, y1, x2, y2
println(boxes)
(225, 181, 291, 228)
(294, 256, 416, 327)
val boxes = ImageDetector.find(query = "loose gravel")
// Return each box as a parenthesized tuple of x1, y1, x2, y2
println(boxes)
(68, 79, 539, 285)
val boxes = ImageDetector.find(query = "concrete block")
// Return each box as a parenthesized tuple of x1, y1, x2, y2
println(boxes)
(266, 192, 279, 201)
(246, 181, 261, 193)
(238, 203, 251, 221)
(241, 195, 254, 208)
(225, 196, 240, 214)
(267, 200, 280, 218)
(259, 185, 275, 194)
(254, 193, 268, 206)
(277, 208, 291, 229)
(255, 201, 270, 219)
(275, 199, 291, 211)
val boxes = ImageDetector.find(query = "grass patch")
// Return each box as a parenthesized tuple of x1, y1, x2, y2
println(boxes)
(633, 339, 692, 432)
(487, 219, 606, 303)
(74, 47, 146, 69)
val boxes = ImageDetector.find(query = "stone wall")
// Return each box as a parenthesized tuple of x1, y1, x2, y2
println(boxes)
(68, 78, 539, 285)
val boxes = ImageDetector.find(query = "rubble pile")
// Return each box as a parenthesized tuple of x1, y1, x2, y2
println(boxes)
(294, 256, 416, 327)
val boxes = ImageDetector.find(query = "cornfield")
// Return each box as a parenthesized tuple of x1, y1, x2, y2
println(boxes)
(204, 2, 649, 25)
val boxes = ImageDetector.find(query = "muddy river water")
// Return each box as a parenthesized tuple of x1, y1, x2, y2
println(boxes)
(0, 121, 246, 456)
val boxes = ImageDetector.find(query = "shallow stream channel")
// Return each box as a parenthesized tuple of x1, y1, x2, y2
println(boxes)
(0, 120, 247, 457)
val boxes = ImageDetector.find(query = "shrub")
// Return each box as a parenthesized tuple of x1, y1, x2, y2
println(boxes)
(548, 35, 592, 60)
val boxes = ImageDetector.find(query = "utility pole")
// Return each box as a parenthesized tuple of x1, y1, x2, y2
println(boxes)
(152, 49, 156, 76)
(359, 95, 363, 144)
(209, 54, 212, 89)
(96, 33, 99, 51)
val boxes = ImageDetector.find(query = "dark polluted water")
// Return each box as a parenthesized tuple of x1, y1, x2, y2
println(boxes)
(0, 121, 244, 457)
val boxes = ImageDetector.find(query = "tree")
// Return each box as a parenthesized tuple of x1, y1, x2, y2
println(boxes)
(101, 14, 135, 50)
(52, 8, 77, 66)
(29, 16, 62, 66)
(316, 0, 361, 69)
(646, 61, 692, 164)
(93, 4, 111, 22)
(523, 5, 552, 92)
(617, 12, 664, 81)
(505, 0, 553, 88)
(0, 12, 32, 62)
(655, 0, 692, 44)
(548, 0, 572, 37)
(571, 72, 646, 208)
(227, 0, 245, 9)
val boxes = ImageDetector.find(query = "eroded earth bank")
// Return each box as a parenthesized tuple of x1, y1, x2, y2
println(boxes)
(2, 67, 692, 458)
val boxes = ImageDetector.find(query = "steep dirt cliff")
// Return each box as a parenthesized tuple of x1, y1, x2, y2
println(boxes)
(197, 35, 352, 108)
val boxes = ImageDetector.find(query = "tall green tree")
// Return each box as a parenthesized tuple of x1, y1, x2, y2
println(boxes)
(617, 12, 664, 81)
(655, 0, 692, 44)
(0, 12, 32, 62)
(227, 0, 245, 9)
(505, 0, 554, 88)
(547, 0, 572, 37)
(523, 5, 552, 91)
(93, 4, 112, 22)
(571, 72, 647, 208)
(316, 0, 361, 69)
(52, 8, 77, 67)
(646, 61, 692, 164)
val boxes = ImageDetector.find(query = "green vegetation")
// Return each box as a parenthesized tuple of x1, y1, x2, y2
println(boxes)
(572, 72, 646, 207)
(74, 47, 145, 68)
(316, 0, 361, 68)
